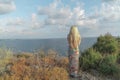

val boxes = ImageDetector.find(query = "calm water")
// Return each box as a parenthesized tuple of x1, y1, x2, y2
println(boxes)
(0, 38, 97, 56)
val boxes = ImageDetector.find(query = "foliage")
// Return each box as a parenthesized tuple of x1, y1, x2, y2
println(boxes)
(0, 49, 69, 80)
(116, 37, 120, 65)
(117, 52, 120, 64)
(80, 48, 102, 70)
(15, 52, 33, 58)
(0, 48, 13, 71)
(98, 54, 120, 75)
(80, 49, 120, 76)
(116, 36, 120, 47)
(80, 33, 120, 76)
(93, 33, 118, 54)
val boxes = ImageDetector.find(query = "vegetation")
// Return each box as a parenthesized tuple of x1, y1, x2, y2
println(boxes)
(93, 33, 119, 54)
(0, 48, 13, 71)
(80, 48, 102, 70)
(98, 54, 119, 75)
(0, 49, 69, 80)
(80, 33, 120, 78)
(0, 33, 120, 80)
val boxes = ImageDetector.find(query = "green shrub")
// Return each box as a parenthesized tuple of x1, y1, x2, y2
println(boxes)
(80, 33, 120, 77)
(93, 33, 118, 54)
(80, 48, 120, 76)
(116, 53, 120, 64)
(98, 54, 120, 75)
(116, 37, 120, 50)
(80, 48, 102, 70)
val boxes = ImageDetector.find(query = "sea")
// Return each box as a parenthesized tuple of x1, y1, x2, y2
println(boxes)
(0, 37, 97, 56)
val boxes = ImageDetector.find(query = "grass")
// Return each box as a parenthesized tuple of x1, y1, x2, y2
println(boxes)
(0, 49, 69, 80)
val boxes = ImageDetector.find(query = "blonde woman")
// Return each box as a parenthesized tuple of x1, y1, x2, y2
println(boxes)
(67, 26, 81, 78)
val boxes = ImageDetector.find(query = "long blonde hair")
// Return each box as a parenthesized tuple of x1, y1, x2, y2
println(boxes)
(67, 26, 81, 49)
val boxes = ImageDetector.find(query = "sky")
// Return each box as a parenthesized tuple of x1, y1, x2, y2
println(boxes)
(0, 0, 120, 39)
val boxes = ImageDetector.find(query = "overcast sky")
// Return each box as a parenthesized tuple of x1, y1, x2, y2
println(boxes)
(0, 0, 120, 39)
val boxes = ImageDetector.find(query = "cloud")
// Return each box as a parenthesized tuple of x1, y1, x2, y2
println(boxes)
(5, 13, 44, 30)
(100, 1, 120, 22)
(1, 0, 119, 38)
(6, 17, 25, 26)
(31, 13, 44, 29)
(37, 0, 101, 37)
(0, 0, 16, 14)
(83, 0, 120, 37)
(102, 0, 120, 2)
(38, 0, 96, 27)
(31, 13, 37, 22)
(90, 0, 120, 23)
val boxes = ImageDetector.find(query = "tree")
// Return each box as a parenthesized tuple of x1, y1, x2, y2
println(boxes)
(93, 33, 118, 54)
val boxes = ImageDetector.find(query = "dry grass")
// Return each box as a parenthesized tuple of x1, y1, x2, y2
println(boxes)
(0, 49, 69, 80)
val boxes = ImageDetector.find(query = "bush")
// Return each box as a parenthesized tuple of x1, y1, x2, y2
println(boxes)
(93, 33, 118, 54)
(98, 54, 120, 75)
(80, 48, 102, 70)
(0, 50, 69, 80)
(116, 37, 120, 50)
(80, 48, 120, 76)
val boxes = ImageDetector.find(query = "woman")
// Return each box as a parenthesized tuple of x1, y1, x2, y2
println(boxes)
(67, 25, 81, 78)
